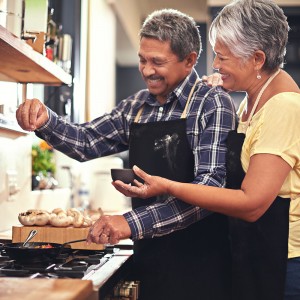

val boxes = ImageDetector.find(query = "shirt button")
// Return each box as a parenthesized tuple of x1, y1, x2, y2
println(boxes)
(159, 107, 163, 112)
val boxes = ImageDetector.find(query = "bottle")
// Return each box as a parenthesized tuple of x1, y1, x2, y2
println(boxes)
(54, 24, 63, 64)
(45, 7, 57, 61)
(78, 181, 90, 211)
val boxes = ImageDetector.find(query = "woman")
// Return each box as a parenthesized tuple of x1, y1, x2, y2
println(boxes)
(112, 0, 300, 299)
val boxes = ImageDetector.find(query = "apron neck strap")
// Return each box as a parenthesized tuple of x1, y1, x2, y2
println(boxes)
(245, 69, 280, 129)
(134, 105, 144, 123)
(181, 79, 200, 119)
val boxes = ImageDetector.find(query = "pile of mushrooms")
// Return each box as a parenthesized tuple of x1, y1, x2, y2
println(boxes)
(18, 208, 93, 228)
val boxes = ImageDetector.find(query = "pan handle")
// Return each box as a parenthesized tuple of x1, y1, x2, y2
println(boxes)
(57, 238, 87, 256)
(61, 238, 87, 247)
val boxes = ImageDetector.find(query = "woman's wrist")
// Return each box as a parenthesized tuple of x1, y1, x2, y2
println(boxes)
(165, 178, 176, 196)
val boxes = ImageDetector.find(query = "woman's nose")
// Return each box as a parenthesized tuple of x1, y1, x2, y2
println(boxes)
(212, 56, 220, 70)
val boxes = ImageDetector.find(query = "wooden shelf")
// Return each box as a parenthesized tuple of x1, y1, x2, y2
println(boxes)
(0, 26, 72, 85)
(0, 123, 28, 136)
(0, 116, 29, 137)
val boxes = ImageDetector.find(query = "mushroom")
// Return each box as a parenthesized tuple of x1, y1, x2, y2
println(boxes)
(34, 211, 50, 226)
(18, 209, 50, 226)
(18, 211, 36, 226)
(82, 216, 93, 227)
(49, 208, 73, 227)
(67, 208, 84, 228)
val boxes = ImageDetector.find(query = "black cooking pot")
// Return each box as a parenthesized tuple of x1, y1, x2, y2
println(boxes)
(0, 239, 86, 264)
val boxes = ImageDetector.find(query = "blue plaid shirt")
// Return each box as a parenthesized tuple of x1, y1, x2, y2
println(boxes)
(37, 69, 236, 240)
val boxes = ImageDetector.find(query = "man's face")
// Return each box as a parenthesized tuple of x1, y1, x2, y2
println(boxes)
(138, 37, 192, 104)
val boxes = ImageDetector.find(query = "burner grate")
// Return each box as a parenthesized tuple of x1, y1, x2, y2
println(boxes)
(0, 247, 117, 279)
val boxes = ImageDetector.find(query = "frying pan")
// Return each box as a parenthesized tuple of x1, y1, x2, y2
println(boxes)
(0, 239, 87, 264)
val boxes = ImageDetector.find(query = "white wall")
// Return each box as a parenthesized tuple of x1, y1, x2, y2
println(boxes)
(0, 130, 32, 231)
(84, 0, 117, 121)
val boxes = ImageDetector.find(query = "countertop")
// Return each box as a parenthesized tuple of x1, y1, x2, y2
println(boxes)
(0, 278, 93, 300)
(0, 230, 12, 242)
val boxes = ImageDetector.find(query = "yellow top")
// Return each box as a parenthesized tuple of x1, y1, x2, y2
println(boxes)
(237, 92, 300, 258)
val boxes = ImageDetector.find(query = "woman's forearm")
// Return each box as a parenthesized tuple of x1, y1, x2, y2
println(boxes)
(167, 181, 266, 222)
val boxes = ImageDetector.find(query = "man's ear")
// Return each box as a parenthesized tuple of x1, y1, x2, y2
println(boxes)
(185, 52, 198, 68)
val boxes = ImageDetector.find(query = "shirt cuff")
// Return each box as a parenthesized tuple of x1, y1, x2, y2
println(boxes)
(35, 108, 57, 134)
(123, 206, 155, 241)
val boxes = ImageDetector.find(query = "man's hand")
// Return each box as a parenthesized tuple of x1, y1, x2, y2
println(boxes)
(202, 73, 223, 87)
(16, 99, 49, 131)
(87, 215, 131, 245)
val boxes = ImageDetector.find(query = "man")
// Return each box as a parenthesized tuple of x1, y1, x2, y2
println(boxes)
(17, 9, 236, 300)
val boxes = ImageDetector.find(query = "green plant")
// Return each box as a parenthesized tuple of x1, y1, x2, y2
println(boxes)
(32, 141, 56, 176)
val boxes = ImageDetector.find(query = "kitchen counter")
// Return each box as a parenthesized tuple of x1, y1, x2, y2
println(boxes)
(0, 230, 12, 242)
(0, 278, 93, 300)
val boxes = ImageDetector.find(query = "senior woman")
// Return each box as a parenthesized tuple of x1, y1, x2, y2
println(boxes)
(111, 0, 300, 299)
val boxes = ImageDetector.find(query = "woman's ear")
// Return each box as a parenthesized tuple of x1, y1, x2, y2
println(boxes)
(254, 50, 266, 70)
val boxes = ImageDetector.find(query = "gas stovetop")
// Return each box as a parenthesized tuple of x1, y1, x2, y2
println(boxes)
(0, 246, 118, 279)
(0, 244, 134, 299)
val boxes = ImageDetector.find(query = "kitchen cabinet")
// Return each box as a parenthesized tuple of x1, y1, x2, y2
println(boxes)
(0, 25, 72, 85)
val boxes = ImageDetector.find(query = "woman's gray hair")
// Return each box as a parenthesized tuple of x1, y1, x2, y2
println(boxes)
(140, 9, 202, 62)
(209, 0, 289, 71)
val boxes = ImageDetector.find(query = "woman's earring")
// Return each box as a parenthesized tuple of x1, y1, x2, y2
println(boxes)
(257, 71, 262, 80)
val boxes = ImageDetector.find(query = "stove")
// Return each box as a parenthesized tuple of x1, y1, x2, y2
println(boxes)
(0, 245, 135, 299)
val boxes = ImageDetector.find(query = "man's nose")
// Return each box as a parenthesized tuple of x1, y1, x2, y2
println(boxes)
(142, 63, 155, 76)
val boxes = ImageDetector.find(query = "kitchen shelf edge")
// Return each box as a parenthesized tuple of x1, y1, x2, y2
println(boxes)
(0, 26, 72, 85)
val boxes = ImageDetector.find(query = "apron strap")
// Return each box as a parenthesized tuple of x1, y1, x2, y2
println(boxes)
(244, 69, 280, 130)
(181, 79, 200, 119)
(134, 105, 144, 123)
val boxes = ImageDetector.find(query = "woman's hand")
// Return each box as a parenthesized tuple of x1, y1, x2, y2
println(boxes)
(202, 73, 223, 87)
(112, 165, 172, 199)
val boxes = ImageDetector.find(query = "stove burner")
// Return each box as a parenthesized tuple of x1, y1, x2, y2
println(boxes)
(0, 247, 120, 280)
(56, 258, 89, 271)
(29, 272, 59, 279)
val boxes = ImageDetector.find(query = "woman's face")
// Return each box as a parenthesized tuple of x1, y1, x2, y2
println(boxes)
(138, 37, 193, 104)
(212, 41, 255, 92)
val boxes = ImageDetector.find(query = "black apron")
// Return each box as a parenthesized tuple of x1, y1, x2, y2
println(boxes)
(226, 128, 290, 300)
(128, 81, 231, 300)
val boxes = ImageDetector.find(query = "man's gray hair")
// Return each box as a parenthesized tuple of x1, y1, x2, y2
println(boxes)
(140, 9, 202, 62)
(209, 0, 289, 71)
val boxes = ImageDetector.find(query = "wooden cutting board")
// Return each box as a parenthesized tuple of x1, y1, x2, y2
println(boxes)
(12, 225, 104, 250)
(0, 278, 94, 300)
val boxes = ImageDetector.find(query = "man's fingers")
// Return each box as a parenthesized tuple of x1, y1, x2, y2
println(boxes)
(16, 99, 48, 131)
(16, 100, 37, 131)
